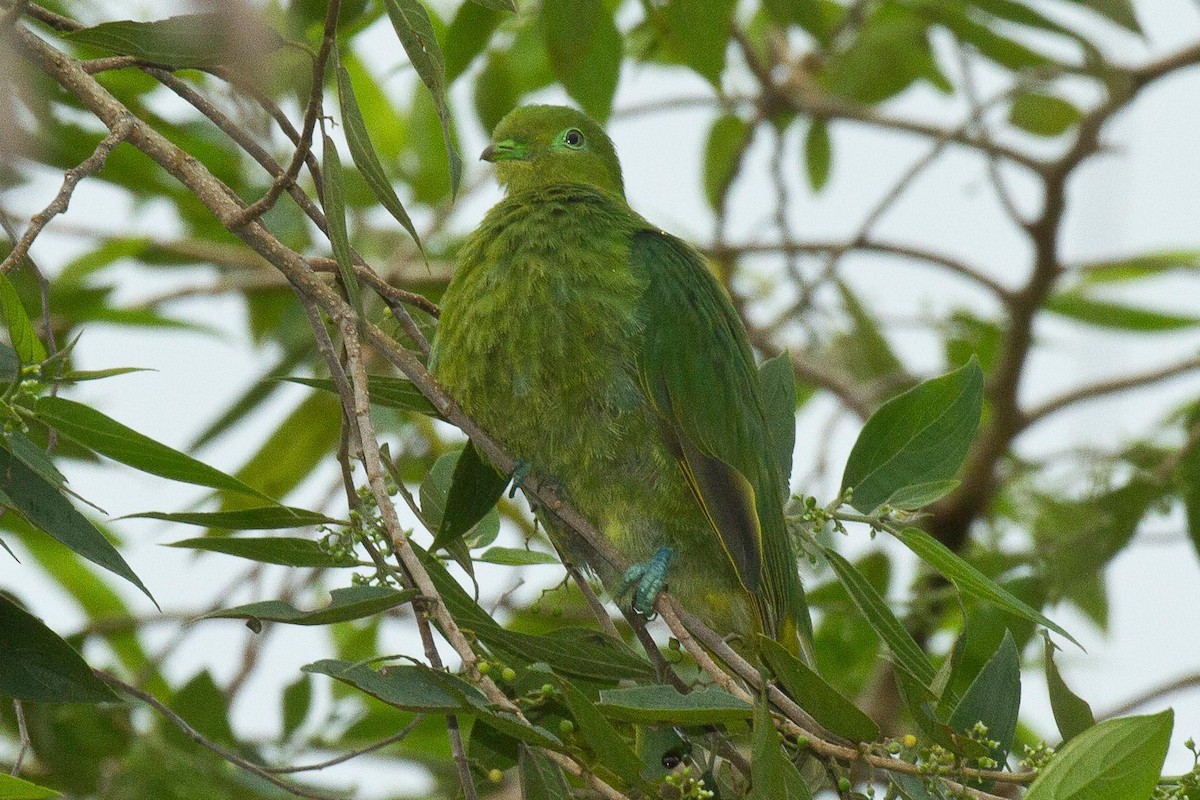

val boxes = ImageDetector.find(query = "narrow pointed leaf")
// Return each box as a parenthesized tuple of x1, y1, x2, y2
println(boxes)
(0, 593, 117, 703)
(34, 396, 272, 501)
(320, 133, 362, 316)
(382, 0, 462, 194)
(598, 685, 752, 725)
(166, 536, 355, 568)
(759, 352, 798, 485)
(335, 58, 423, 251)
(0, 271, 46, 363)
(804, 119, 831, 191)
(0, 773, 60, 799)
(207, 586, 418, 626)
(432, 442, 508, 551)
(519, 743, 572, 800)
(750, 699, 812, 800)
(823, 546, 937, 689)
(304, 658, 479, 712)
(1, 430, 66, 488)
(556, 678, 644, 787)
(0, 447, 153, 602)
(63, 13, 283, 69)
(1044, 636, 1095, 743)
(893, 527, 1080, 647)
(841, 359, 983, 513)
(1047, 292, 1200, 331)
(128, 506, 341, 530)
(1024, 711, 1172, 800)
(758, 635, 879, 742)
(703, 113, 752, 209)
(281, 375, 438, 417)
(477, 546, 559, 566)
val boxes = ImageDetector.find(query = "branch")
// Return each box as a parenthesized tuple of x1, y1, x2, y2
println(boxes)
(0, 117, 132, 275)
(96, 671, 345, 800)
(1099, 671, 1200, 721)
(1022, 355, 1200, 427)
(264, 715, 427, 773)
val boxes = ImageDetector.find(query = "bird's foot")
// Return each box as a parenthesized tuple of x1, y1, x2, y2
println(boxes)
(618, 547, 676, 617)
(509, 459, 533, 498)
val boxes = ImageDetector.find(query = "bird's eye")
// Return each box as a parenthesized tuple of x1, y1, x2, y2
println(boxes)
(564, 129, 584, 149)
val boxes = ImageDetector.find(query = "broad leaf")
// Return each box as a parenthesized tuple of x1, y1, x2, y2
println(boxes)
(758, 352, 798, 485)
(431, 442, 508, 551)
(206, 586, 418, 626)
(0, 271, 46, 363)
(167, 536, 355, 568)
(749, 699, 812, 800)
(304, 659, 479, 712)
(0, 447, 152, 602)
(841, 359, 982, 513)
(541, 0, 620, 120)
(1010, 91, 1082, 137)
(823, 547, 937, 689)
(949, 631, 1020, 763)
(1044, 636, 1095, 743)
(63, 13, 283, 69)
(804, 118, 831, 191)
(0, 773, 60, 799)
(34, 396, 271, 501)
(1024, 711, 1172, 800)
(894, 527, 1080, 647)
(758, 635, 879, 742)
(0, 593, 117, 703)
(477, 546, 559, 566)
(556, 678, 644, 787)
(662, 0, 735, 85)
(703, 113, 752, 209)
(598, 685, 752, 725)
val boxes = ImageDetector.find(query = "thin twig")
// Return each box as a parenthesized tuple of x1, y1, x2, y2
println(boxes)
(96, 671, 345, 800)
(1100, 672, 1200, 721)
(10, 699, 29, 776)
(0, 116, 133, 275)
(1021, 354, 1200, 427)
(265, 715, 427, 773)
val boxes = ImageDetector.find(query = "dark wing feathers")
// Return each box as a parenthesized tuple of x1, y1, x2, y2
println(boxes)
(630, 229, 800, 635)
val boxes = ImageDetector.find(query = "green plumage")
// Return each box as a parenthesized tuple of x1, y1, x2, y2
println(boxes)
(431, 105, 807, 648)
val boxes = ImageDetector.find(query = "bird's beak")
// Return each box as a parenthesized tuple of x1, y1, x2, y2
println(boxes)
(480, 140, 527, 162)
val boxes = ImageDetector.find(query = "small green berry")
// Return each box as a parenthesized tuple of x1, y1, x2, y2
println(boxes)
(501, 666, 517, 682)
(477, 661, 491, 675)
(559, 719, 575, 734)
(487, 768, 503, 783)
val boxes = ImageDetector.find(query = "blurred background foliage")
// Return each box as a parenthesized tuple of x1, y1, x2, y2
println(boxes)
(2, 0, 1200, 798)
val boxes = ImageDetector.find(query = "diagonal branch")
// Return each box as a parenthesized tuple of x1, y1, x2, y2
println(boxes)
(1022, 354, 1200, 428)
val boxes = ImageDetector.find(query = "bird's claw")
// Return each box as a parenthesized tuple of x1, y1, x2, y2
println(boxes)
(509, 459, 532, 498)
(618, 547, 676, 617)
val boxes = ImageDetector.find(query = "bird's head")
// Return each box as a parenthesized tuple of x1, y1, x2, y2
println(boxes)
(481, 105, 624, 198)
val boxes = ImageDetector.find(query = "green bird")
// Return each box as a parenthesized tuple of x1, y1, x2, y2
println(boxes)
(431, 105, 809, 652)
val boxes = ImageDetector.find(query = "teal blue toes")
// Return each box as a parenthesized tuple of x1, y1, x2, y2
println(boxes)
(509, 459, 532, 498)
(618, 547, 676, 616)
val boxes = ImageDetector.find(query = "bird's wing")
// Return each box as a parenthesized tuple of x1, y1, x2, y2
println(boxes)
(629, 229, 793, 616)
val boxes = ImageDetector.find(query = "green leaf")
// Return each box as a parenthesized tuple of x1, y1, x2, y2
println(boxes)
(1077, 250, 1200, 284)
(662, 0, 735, 85)
(166, 536, 355, 568)
(432, 442, 507, 551)
(1059, 0, 1141, 33)
(703, 113, 752, 209)
(470, 0, 516, 10)
(541, 0, 620, 120)
(1009, 91, 1082, 137)
(34, 396, 270, 500)
(2, 430, 66, 489)
(1043, 636, 1095, 743)
(804, 119, 831, 191)
(949, 631, 1020, 763)
(0, 773, 60, 799)
(758, 352, 797, 485)
(885, 479, 960, 511)
(841, 359, 983, 513)
(519, 744, 571, 800)
(127, 505, 341, 530)
(62, 13, 283, 69)
(228, 391, 341, 507)
(758, 635, 879, 742)
(0, 447, 153, 602)
(335, 60, 423, 252)
(0, 593, 117, 703)
(445, 2, 504, 82)
(823, 547, 937, 689)
(894, 527, 1080, 647)
(556, 678, 644, 787)
(1024, 711, 1172, 800)
(477, 546, 560, 566)
(320, 133, 363, 316)
(820, 6, 950, 103)
(1047, 292, 1200, 331)
(206, 586, 418, 626)
(598, 685, 752, 725)
(304, 658, 479, 712)
(382, 0, 462, 194)
(282, 674, 313, 739)
(749, 699, 812, 800)
(0, 271, 46, 363)
(281, 374, 439, 417)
